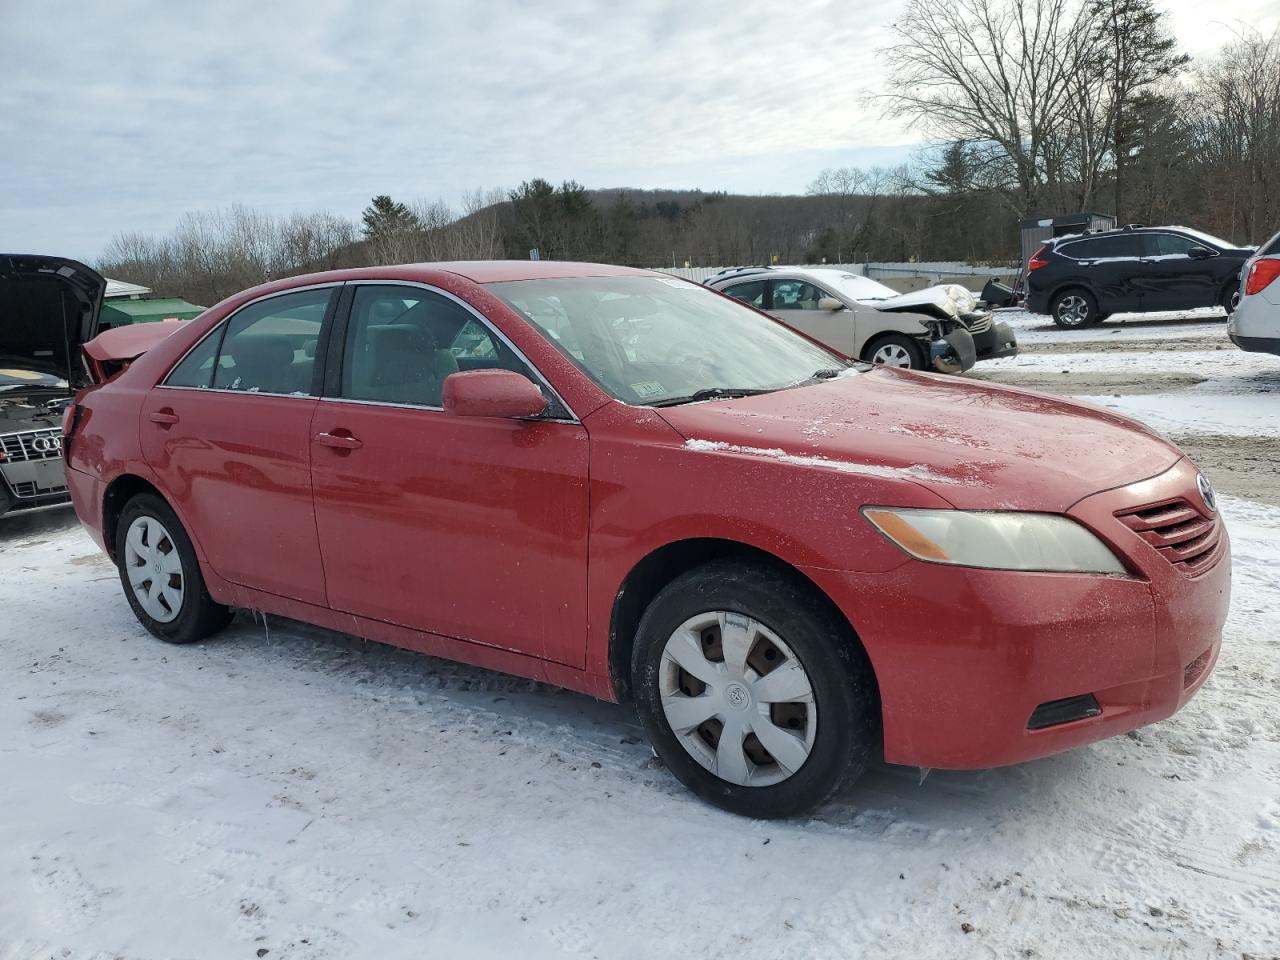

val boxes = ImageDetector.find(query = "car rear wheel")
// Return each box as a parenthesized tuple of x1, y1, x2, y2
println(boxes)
(1222, 286, 1241, 316)
(116, 493, 233, 644)
(1050, 289, 1100, 328)
(632, 559, 877, 818)
(861, 333, 925, 370)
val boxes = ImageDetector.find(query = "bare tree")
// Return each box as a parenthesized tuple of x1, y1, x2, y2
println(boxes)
(881, 0, 1098, 213)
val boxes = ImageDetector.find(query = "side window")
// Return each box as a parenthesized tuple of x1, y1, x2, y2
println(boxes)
(1148, 233, 1198, 257)
(1065, 236, 1136, 260)
(210, 289, 331, 394)
(722, 280, 766, 307)
(449, 319, 498, 359)
(340, 285, 547, 410)
(769, 279, 826, 310)
(164, 325, 224, 388)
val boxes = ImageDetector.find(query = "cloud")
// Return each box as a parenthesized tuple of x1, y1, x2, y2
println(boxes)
(1, 0, 1272, 259)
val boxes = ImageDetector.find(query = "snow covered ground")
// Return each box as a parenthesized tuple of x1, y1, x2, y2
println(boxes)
(2, 309, 1279, 959)
(3, 501, 1278, 959)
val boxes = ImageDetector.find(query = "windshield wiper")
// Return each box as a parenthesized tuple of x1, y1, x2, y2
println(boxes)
(651, 387, 776, 407)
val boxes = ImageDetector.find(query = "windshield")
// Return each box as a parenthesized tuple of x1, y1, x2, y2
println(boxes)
(489, 276, 846, 406)
(1161, 226, 1237, 250)
(827, 273, 899, 301)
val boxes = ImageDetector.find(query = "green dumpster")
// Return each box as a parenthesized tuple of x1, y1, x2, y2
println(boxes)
(100, 297, 205, 328)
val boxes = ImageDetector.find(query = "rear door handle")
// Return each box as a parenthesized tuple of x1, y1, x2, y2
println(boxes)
(314, 431, 363, 450)
(149, 409, 180, 425)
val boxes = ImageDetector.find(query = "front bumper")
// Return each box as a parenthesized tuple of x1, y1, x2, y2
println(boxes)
(805, 459, 1230, 769)
(931, 320, 1018, 373)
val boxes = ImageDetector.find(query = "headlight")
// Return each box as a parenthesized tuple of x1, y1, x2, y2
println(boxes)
(863, 508, 1126, 575)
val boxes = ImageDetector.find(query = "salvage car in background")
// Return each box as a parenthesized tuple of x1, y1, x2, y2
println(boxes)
(1025, 225, 1254, 328)
(1229, 228, 1280, 357)
(0, 255, 106, 518)
(705, 265, 1017, 372)
(66, 261, 1228, 818)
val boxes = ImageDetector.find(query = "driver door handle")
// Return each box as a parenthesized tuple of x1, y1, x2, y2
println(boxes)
(314, 431, 363, 450)
(149, 409, 180, 425)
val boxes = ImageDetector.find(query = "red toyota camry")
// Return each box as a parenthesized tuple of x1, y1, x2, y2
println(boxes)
(64, 261, 1230, 817)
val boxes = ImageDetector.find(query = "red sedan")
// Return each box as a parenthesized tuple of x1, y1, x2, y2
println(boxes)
(64, 262, 1230, 817)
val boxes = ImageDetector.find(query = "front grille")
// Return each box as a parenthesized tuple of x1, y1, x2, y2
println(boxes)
(0, 428, 62, 462)
(1115, 497, 1224, 575)
(963, 314, 993, 334)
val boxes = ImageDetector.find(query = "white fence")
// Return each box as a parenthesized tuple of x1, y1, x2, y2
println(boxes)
(654, 261, 1018, 285)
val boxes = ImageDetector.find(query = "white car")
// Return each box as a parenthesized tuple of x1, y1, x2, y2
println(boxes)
(1229, 229, 1280, 356)
(705, 266, 1017, 373)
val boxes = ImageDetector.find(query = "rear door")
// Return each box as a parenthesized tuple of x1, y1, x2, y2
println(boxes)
(308, 282, 591, 666)
(140, 286, 336, 606)
(1059, 235, 1144, 312)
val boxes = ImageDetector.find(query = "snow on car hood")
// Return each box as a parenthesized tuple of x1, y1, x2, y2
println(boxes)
(859, 283, 978, 322)
(657, 367, 1183, 512)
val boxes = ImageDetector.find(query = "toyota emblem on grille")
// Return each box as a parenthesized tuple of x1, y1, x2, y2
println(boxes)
(1196, 473, 1217, 513)
(31, 435, 62, 454)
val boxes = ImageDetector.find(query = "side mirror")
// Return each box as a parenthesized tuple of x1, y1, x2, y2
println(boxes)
(442, 369, 547, 419)
(817, 296, 844, 311)
(1187, 246, 1215, 260)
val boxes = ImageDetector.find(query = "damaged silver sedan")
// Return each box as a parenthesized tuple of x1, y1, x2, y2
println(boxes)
(706, 265, 1017, 373)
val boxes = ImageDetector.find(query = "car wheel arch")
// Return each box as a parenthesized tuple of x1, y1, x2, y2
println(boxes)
(606, 537, 878, 705)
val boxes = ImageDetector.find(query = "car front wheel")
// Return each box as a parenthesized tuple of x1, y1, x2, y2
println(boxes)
(632, 559, 877, 818)
(116, 492, 233, 644)
(861, 333, 925, 370)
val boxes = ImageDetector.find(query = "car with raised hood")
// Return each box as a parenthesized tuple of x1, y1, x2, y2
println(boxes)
(705, 265, 1018, 373)
(1229, 227, 1280, 356)
(0, 254, 108, 518)
(1024, 224, 1255, 328)
(66, 261, 1229, 818)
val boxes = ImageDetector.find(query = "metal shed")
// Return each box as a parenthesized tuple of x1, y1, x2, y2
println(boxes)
(1019, 212, 1117, 266)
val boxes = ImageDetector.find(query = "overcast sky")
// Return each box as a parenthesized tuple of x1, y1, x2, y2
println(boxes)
(2, 0, 1273, 261)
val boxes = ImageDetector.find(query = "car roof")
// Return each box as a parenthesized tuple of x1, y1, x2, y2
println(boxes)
(208, 261, 667, 308)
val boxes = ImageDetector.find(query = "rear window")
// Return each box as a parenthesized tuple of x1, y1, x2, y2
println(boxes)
(1260, 231, 1280, 257)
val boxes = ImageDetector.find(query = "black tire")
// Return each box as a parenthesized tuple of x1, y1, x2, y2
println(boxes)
(631, 559, 878, 818)
(1050, 288, 1100, 328)
(860, 333, 926, 370)
(115, 492, 233, 644)
(1222, 284, 1241, 316)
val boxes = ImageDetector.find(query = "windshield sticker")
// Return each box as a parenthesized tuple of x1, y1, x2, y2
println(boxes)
(0, 369, 44, 380)
(630, 380, 666, 399)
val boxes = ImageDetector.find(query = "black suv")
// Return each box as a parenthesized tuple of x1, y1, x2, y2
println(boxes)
(1025, 225, 1254, 328)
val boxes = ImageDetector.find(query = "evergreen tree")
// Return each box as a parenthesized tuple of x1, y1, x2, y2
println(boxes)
(1088, 0, 1190, 220)
(360, 195, 419, 242)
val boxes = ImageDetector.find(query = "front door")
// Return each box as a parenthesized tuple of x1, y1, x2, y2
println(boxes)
(766, 278, 855, 355)
(309, 283, 590, 666)
(1140, 233, 1221, 310)
(140, 286, 336, 605)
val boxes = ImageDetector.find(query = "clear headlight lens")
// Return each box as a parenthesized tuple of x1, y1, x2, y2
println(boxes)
(863, 508, 1126, 575)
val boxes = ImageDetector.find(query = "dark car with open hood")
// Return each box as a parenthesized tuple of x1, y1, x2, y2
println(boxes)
(0, 254, 106, 518)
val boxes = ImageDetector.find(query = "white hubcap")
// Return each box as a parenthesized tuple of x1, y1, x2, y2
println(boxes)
(124, 516, 184, 623)
(872, 343, 912, 367)
(659, 611, 817, 787)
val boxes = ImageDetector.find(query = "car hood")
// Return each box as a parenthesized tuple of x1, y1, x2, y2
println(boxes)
(859, 284, 978, 322)
(0, 254, 106, 387)
(655, 367, 1183, 512)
